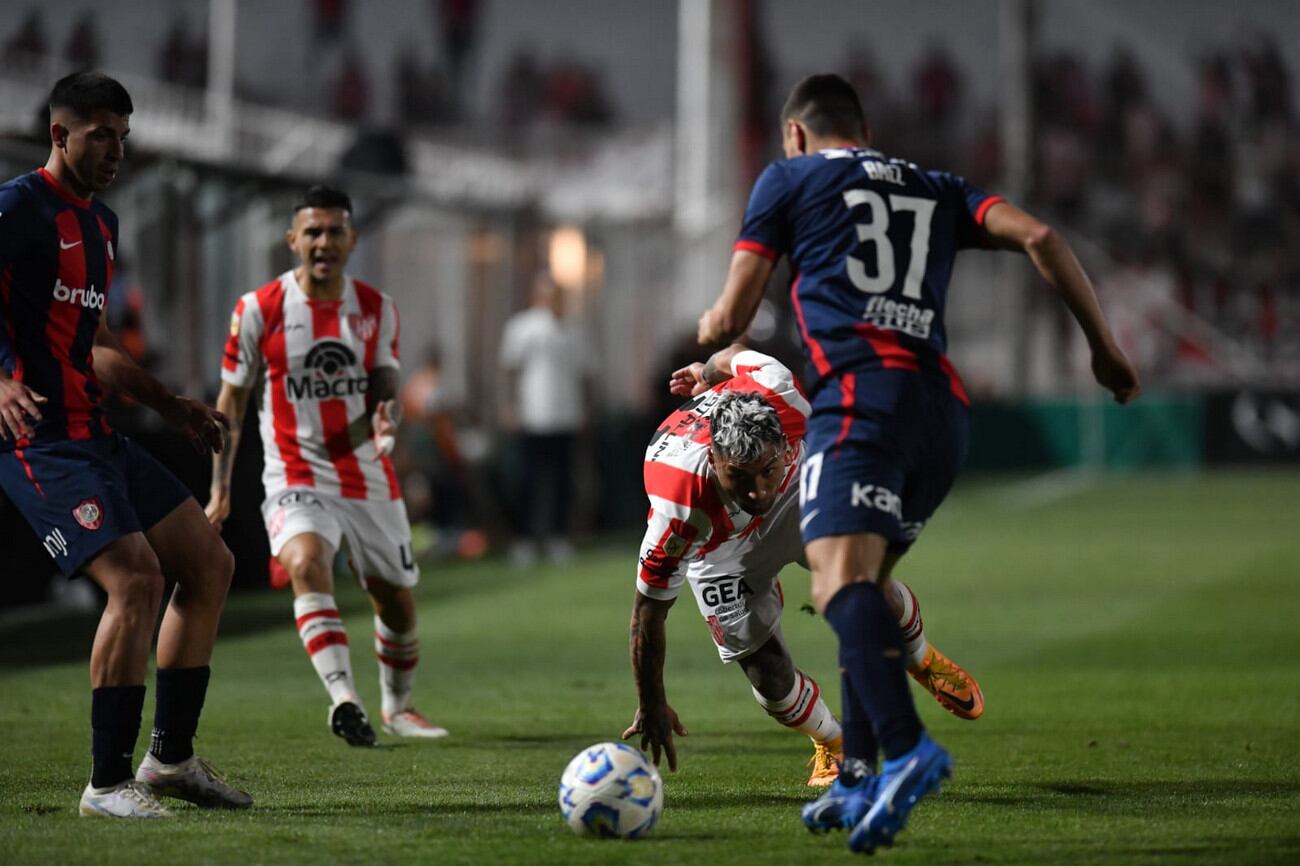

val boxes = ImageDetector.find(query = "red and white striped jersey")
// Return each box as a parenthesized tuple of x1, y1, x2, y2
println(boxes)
(637, 351, 810, 600)
(221, 270, 402, 501)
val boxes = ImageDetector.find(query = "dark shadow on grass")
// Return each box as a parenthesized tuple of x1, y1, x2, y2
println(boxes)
(947, 779, 1300, 811)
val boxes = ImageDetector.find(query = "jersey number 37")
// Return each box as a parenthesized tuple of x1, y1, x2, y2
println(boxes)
(842, 190, 935, 300)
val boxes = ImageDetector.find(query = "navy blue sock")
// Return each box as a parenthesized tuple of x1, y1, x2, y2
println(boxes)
(824, 582, 923, 761)
(91, 685, 145, 789)
(839, 667, 878, 782)
(150, 666, 210, 765)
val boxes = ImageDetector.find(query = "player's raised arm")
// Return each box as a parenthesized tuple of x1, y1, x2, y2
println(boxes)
(981, 201, 1141, 404)
(668, 343, 748, 397)
(91, 316, 229, 452)
(697, 251, 775, 347)
(623, 591, 688, 771)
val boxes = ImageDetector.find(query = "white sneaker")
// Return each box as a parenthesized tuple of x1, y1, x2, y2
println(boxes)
(382, 709, 450, 739)
(79, 779, 174, 818)
(136, 752, 254, 809)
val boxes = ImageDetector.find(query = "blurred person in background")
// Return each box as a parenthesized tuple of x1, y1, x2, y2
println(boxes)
(399, 345, 487, 560)
(700, 73, 1139, 854)
(0, 71, 249, 818)
(207, 185, 448, 747)
(498, 271, 593, 567)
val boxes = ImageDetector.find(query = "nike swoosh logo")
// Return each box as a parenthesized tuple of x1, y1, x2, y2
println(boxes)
(60, 240, 81, 250)
(938, 689, 976, 713)
(800, 509, 820, 531)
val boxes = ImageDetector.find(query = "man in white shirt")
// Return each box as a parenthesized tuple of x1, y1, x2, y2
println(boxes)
(498, 271, 591, 565)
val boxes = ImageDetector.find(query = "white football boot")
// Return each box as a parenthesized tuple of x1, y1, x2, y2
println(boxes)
(382, 708, 450, 739)
(136, 753, 254, 809)
(79, 779, 174, 818)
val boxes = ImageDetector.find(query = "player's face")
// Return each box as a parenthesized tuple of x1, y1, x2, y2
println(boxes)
(288, 207, 357, 284)
(54, 109, 129, 196)
(711, 442, 789, 516)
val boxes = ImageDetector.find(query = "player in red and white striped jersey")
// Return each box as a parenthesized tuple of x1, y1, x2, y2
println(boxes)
(207, 186, 446, 746)
(624, 345, 981, 786)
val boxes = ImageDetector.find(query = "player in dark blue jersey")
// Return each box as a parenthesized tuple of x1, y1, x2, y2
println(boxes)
(0, 72, 251, 818)
(700, 74, 1139, 854)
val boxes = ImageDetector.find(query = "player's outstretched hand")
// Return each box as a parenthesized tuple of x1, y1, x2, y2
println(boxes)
(0, 379, 46, 441)
(162, 396, 230, 454)
(1092, 343, 1141, 405)
(622, 704, 688, 772)
(669, 363, 711, 398)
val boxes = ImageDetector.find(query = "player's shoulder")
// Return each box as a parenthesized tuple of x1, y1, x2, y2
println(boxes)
(0, 171, 39, 214)
(350, 276, 392, 307)
(644, 440, 713, 506)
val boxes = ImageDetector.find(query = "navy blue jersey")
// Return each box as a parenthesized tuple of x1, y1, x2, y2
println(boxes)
(0, 169, 117, 450)
(736, 147, 1001, 409)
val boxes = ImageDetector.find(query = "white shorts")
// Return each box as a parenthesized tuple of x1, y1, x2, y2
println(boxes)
(262, 488, 419, 589)
(685, 492, 805, 663)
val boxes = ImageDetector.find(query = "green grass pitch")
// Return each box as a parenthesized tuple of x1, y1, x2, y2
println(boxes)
(2, 470, 1298, 865)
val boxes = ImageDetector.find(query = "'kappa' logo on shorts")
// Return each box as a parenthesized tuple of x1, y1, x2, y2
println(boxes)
(73, 497, 105, 530)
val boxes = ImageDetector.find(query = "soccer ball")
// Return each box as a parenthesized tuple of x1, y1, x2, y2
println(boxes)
(558, 742, 663, 839)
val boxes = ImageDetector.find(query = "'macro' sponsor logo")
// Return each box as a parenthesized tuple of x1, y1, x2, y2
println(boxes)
(52, 278, 106, 310)
(285, 339, 369, 401)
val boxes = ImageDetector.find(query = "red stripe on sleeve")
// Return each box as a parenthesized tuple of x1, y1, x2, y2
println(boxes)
(974, 195, 1004, 226)
(733, 239, 780, 261)
(223, 297, 245, 373)
(259, 281, 315, 488)
(310, 299, 368, 498)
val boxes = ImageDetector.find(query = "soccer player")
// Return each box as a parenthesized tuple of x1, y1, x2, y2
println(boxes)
(0, 72, 251, 818)
(698, 74, 1140, 853)
(207, 185, 447, 746)
(623, 343, 982, 787)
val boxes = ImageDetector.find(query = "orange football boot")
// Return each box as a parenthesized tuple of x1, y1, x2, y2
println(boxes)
(908, 644, 984, 720)
(806, 735, 843, 787)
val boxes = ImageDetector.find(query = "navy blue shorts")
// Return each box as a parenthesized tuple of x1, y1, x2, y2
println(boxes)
(799, 375, 969, 551)
(0, 434, 192, 576)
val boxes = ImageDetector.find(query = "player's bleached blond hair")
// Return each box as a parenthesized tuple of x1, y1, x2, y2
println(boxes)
(709, 392, 785, 464)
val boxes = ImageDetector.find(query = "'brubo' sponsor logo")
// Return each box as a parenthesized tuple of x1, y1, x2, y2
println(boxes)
(52, 278, 105, 310)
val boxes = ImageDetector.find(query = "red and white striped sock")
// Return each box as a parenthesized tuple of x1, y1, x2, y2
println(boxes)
(375, 616, 418, 718)
(752, 670, 842, 743)
(891, 579, 929, 668)
(293, 592, 357, 706)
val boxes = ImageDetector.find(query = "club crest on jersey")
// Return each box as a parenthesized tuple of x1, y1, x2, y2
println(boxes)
(72, 497, 104, 531)
(286, 339, 368, 401)
(346, 313, 378, 342)
(229, 310, 241, 337)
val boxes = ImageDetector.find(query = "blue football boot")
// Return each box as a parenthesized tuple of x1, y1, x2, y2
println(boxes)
(848, 733, 951, 854)
(801, 758, 877, 833)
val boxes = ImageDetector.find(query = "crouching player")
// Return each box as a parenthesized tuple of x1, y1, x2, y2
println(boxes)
(623, 345, 981, 785)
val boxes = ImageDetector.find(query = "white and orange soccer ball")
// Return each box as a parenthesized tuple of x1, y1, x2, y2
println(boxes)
(558, 742, 663, 839)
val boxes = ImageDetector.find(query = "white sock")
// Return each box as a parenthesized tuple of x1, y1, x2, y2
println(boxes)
(375, 615, 418, 718)
(752, 670, 842, 743)
(890, 579, 929, 668)
(293, 592, 357, 706)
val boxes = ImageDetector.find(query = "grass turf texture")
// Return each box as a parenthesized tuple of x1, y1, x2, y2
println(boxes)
(1, 470, 1298, 865)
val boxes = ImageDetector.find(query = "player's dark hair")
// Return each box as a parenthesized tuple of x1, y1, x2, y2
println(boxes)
(710, 392, 785, 464)
(294, 185, 353, 214)
(780, 73, 866, 140)
(48, 71, 133, 119)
